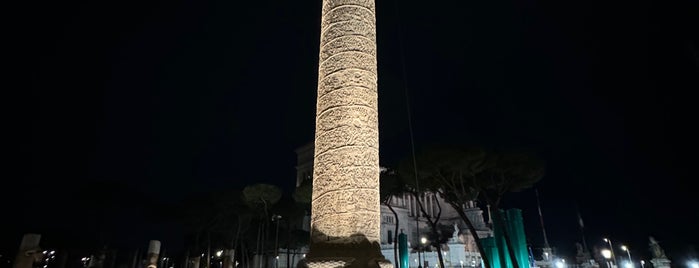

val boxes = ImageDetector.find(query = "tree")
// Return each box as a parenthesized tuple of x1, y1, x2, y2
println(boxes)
(243, 184, 282, 268)
(380, 168, 407, 268)
(407, 146, 493, 268)
(398, 159, 451, 268)
(270, 195, 307, 268)
(475, 150, 545, 268)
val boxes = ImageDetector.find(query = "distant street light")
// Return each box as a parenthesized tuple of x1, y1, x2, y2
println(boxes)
(419, 236, 428, 268)
(620, 245, 632, 264)
(555, 259, 565, 268)
(640, 260, 645, 268)
(603, 238, 618, 265)
(272, 214, 282, 267)
(601, 249, 613, 268)
(602, 250, 612, 259)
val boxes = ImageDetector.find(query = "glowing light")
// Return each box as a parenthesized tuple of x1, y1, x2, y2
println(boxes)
(310, 0, 380, 244)
(421, 237, 428, 244)
(621, 245, 628, 251)
(624, 262, 633, 268)
(556, 260, 566, 268)
(688, 261, 699, 268)
(215, 251, 223, 257)
(602, 249, 612, 259)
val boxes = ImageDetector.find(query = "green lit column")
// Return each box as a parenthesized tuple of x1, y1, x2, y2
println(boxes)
(481, 237, 501, 268)
(505, 209, 529, 268)
(398, 231, 409, 268)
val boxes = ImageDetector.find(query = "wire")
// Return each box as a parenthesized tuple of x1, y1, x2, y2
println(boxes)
(392, 0, 423, 267)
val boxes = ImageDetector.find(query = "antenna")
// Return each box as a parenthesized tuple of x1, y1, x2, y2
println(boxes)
(575, 203, 590, 255)
(393, 1, 423, 267)
(535, 188, 550, 249)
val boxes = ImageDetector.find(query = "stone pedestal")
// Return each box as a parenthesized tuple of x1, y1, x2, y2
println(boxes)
(304, 240, 390, 268)
(650, 258, 670, 268)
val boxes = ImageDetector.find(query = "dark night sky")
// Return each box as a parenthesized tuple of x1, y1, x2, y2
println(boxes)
(7, 0, 698, 262)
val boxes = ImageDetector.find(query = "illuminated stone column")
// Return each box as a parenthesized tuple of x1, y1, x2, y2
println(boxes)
(13, 234, 42, 268)
(146, 240, 161, 268)
(305, 0, 389, 267)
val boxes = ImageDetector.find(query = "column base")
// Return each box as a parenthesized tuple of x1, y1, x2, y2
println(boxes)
(650, 258, 671, 268)
(299, 239, 392, 268)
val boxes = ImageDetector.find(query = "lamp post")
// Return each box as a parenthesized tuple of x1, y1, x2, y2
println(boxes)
(272, 215, 282, 268)
(620, 245, 632, 265)
(603, 238, 617, 266)
(602, 249, 612, 268)
(420, 237, 428, 268)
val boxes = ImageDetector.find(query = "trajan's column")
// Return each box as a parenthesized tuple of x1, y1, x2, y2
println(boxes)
(304, 0, 389, 268)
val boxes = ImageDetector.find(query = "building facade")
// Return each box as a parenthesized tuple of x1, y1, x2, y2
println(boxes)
(295, 143, 493, 267)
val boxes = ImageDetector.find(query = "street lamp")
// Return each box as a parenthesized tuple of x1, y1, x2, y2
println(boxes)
(419, 237, 428, 268)
(272, 214, 282, 267)
(603, 238, 617, 265)
(620, 245, 632, 264)
(555, 259, 565, 268)
(640, 260, 645, 268)
(601, 250, 612, 259)
(602, 250, 613, 268)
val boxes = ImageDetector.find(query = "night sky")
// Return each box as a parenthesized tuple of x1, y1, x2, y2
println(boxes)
(8, 0, 698, 262)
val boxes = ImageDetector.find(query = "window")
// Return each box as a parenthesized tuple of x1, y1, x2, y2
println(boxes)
(383, 215, 394, 224)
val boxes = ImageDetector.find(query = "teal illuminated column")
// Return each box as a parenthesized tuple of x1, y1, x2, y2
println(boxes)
(505, 209, 529, 268)
(490, 209, 531, 268)
(493, 213, 511, 268)
(481, 237, 501, 268)
(399, 231, 409, 268)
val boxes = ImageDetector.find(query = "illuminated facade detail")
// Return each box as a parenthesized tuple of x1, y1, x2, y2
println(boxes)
(311, 0, 380, 244)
